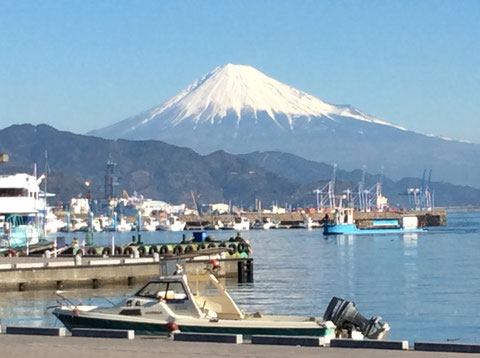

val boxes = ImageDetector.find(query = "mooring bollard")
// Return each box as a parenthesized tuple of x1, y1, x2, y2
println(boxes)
(238, 259, 254, 283)
(75, 254, 82, 266)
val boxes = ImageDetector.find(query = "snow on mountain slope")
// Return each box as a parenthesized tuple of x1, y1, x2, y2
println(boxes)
(88, 63, 480, 187)
(90, 63, 404, 138)
(148, 64, 397, 127)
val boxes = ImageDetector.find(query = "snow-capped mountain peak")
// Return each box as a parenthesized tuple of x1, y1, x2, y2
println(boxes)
(138, 63, 400, 130)
(87, 64, 480, 188)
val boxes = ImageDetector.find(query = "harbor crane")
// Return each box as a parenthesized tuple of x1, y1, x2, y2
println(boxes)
(313, 188, 321, 211)
(407, 169, 433, 211)
(356, 165, 367, 211)
(313, 163, 337, 211)
(348, 165, 386, 212)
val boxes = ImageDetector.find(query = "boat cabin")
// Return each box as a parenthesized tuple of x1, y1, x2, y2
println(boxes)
(334, 208, 355, 225)
(128, 273, 245, 320)
(0, 174, 45, 215)
(233, 216, 250, 231)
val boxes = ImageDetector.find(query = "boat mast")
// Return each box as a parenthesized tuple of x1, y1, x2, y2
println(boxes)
(44, 150, 48, 235)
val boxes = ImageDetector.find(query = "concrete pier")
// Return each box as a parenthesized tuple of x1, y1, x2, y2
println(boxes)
(0, 255, 253, 291)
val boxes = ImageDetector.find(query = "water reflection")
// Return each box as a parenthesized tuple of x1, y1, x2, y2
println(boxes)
(0, 286, 138, 329)
(334, 234, 356, 246)
(402, 233, 418, 247)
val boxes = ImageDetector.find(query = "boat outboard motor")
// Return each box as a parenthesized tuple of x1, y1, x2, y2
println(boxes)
(323, 297, 390, 340)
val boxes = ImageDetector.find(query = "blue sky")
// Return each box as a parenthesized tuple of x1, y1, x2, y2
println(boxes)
(0, 0, 479, 142)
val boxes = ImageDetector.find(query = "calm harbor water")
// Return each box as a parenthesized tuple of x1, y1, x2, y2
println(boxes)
(1, 210, 479, 343)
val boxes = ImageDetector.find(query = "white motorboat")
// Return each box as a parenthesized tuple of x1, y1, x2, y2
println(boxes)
(233, 216, 250, 231)
(304, 216, 321, 229)
(157, 215, 186, 231)
(251, 217, 278, 230)
(44, 208, 64, 234)
(203, 219, 224, 230)
(117, 218, 132, 232)
(53, 266, 390, 340)
(143, 218, 160, 232)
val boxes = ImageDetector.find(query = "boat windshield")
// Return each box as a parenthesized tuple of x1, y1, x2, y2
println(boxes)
(190, 279, 221, 297)
(136, 281, 188, 301)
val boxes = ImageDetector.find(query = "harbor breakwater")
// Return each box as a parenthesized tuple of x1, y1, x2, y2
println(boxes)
(179, 210, 447, 228)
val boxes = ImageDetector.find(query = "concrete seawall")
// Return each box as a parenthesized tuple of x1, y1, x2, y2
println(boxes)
(0, 256, 251, 291)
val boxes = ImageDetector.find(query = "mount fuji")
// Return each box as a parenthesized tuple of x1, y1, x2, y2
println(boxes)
(89, 64, 480, 187)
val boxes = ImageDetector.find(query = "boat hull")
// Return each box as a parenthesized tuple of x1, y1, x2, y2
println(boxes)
(53, 311, 333, 337)
(323, 223, 426, 235)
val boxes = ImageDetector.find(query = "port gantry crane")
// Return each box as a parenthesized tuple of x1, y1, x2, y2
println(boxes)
(313, 163, 337, 211)
(407, 169, 433, 211)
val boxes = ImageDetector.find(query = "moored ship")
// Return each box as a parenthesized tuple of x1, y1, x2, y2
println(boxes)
(0, 173, 47, 250)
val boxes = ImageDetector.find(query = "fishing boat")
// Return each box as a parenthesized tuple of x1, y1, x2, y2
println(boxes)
(117, 217, 133, 232)
(232, 216, 250, 231)
(143, 218, 160, 232)
(53, 265, 390, 340)
(323, 208, 426, 235)
(203, 219, 224, 231)
(251, 217, 278, 230)
(44, 208, 64, 234)
(157, 215, 186, 231)
(304, 216, 321, 229)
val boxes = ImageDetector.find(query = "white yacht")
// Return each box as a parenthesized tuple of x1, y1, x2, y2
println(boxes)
(0, 173, 47, 249)
(53, 268, 390, 340)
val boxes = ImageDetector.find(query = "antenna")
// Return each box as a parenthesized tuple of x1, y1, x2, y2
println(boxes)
(44, 150, 48, 205)
(44, 150, 48, 236)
